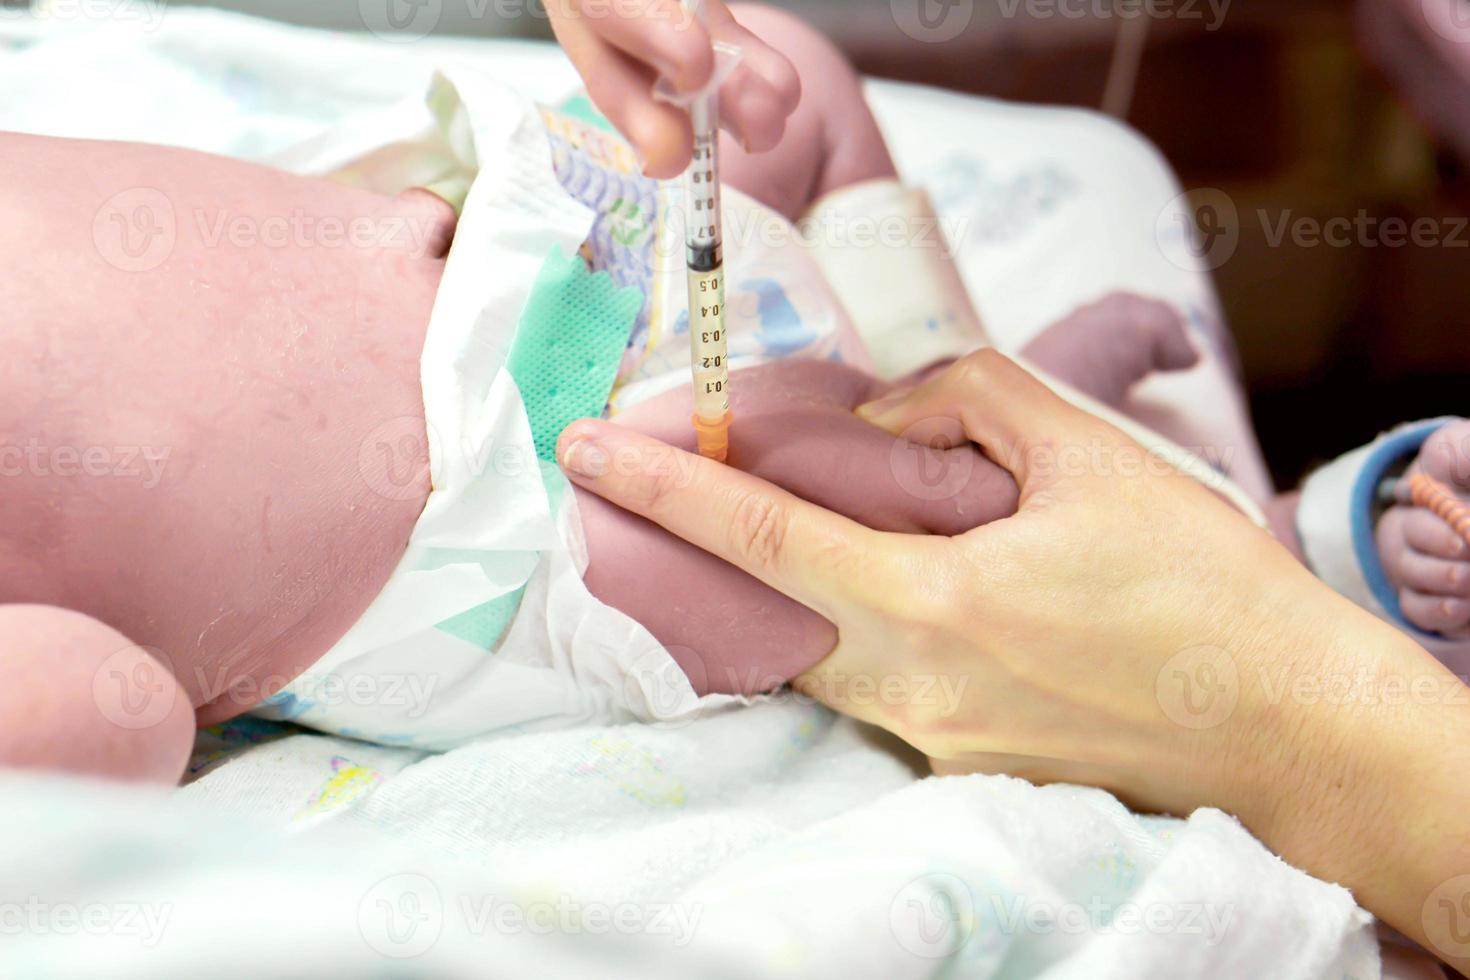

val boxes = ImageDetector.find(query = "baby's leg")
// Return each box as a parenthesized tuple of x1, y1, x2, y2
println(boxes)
(577, 360, 1017, 693)
(1377, 420, 1470, 636)
(0, 606, 194, 783)
(719, 3, 897, 219)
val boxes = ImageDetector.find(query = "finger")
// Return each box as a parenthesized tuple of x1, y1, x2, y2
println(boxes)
(1402, 507, 1470, 560)
(1399, 588, 1470, 632)
(557, 418, 884, 618)
(716, 61, 791, 152)
(576, 0, 714, 93)
(1395, 550, 1470, 598)
(855, 349, 1112, 491)
(709, 9, 800, 151)
(717, 2, 802, 112)
(556, 21, 695, 177)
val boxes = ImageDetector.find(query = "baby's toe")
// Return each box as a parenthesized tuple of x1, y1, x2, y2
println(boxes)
(1128, 297, 1198, 373)
(1396, 549, 1470, 598)
(1399, 589, 1470, 633)
(1402, 506, 1470, 560)
(1416, 420, 1470, 490)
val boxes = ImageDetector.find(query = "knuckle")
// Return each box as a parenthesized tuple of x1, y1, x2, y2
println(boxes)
(726, 488, 791, 570)
(950, 347, 1008, 391)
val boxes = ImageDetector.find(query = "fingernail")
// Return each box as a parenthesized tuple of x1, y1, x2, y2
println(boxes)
(560, 438, 609, 479)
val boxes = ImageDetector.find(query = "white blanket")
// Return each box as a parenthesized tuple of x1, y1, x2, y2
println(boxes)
(0, 9, 1374, 978)
(6, 701, 1375, 978)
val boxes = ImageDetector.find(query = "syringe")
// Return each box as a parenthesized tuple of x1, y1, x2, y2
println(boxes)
(682, 1, 731, 461)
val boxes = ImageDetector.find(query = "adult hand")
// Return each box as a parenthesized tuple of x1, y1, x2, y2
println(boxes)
(547, 0, 800, 178)
(558, 349, 1470, 972)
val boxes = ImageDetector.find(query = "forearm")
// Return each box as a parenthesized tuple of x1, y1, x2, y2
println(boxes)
(1231, 611, 1470, 974)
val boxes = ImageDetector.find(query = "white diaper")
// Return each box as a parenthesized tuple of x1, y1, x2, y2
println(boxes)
(254, 70, 868, 747)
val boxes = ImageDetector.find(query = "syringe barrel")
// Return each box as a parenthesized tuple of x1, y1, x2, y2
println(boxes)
(683, 92, 726, 426)
(687, 262, 728, 423)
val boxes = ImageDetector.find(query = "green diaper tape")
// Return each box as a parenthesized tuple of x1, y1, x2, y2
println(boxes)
(433, 246, 638, 651)
(557, 94, 618, 134)
(437, 585, 526, 650)
(507, 244, 643, 463)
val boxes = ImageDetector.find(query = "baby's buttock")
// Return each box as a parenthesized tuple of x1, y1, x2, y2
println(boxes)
(0, 133, 451, 721)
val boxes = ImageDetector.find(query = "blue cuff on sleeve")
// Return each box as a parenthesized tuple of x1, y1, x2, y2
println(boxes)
(1351, 420, 1452, 633)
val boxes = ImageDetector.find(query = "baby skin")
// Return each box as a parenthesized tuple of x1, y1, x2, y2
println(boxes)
(0, 6, 1198, 782)
(1378, 421, 1470, 640)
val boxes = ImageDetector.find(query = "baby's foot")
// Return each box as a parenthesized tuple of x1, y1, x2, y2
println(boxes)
(1019, 293, 1199, 409)
(1377, 420, 1470, 636)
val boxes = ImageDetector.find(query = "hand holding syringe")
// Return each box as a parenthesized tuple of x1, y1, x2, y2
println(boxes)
(545, 0, 800, 178)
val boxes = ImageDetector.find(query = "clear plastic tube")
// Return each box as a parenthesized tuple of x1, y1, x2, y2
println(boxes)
(681, 0, 731, 461)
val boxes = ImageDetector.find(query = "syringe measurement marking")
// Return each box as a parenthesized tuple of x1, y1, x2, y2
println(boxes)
(688, 266, 728, 417)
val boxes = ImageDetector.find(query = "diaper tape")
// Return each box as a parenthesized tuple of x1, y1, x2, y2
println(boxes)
(506, 244, 643, 464)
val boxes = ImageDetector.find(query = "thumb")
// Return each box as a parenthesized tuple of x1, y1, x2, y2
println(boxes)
(855, 349, 1110, 493)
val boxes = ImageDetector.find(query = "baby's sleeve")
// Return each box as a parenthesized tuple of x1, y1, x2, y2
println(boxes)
(1296, 418, 1456, 630)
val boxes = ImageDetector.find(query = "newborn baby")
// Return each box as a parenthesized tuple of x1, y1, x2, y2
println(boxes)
(0, 7, 1205, 782)
(27, 6, 1460, 786)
